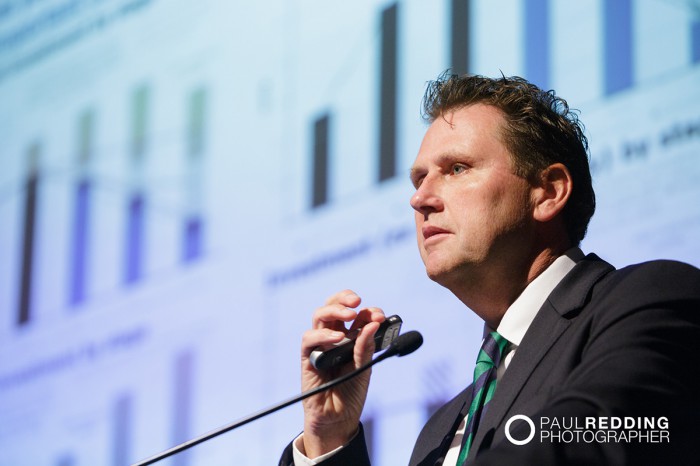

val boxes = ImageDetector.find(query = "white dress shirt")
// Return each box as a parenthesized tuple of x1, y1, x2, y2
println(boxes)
(294, 248, 583, 466)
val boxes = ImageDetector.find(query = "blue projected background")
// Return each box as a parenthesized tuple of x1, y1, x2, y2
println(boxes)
(1, 1, 699, 465)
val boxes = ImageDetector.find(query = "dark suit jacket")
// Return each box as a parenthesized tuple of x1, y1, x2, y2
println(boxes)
(280, 255, 700, 465)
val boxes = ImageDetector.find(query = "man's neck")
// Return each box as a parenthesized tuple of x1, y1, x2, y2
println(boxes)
(450, 246, 568, 329)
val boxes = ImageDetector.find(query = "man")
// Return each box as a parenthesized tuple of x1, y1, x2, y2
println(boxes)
(279, 73, 700, 465)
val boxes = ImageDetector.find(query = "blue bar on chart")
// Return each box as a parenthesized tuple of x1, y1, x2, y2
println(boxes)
(603, 0, 633, 95)
(124, 85, 149, 284)
(112, 393, 132, 466)
(378, 3, 398, 182)
(311, 113, 330, 208)
(450, 0, 470, 76)
(172, 350, 194, 466)
(69, 110, 93, 306)
(182, 88, 207, 263)
(524, 0, 550, 90)
(182, 217, 202, 262)
(17, 143, 40, 327)
(692, 18, 700, 63)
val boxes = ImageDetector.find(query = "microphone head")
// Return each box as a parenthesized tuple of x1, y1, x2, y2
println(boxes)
(389, 331, 423, 357)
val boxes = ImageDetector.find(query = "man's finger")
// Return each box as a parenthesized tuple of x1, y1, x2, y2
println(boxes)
(312, 304, 358, 329)
(354, 321, 380, 366)
(301, 328, 347, 358)
(349, 307, 385, 331)
(324, 289, 361, 307)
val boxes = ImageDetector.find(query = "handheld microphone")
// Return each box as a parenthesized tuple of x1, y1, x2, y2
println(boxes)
(132, 331, 423, 466)
(383, 330, 423, 357)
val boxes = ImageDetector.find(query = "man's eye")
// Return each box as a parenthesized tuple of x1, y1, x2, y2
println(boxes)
(451, 164, 468, 175)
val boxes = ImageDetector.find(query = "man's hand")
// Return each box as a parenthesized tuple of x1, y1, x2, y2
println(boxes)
(300, 290, 385, 458)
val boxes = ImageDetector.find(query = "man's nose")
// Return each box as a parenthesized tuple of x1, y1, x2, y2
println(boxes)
(410, 176, 444, 215)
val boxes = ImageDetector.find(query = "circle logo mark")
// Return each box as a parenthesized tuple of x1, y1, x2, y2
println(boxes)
(505, 414, 536, 445)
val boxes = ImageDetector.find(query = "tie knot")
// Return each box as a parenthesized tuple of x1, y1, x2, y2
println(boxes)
(476, 331, 509, 369)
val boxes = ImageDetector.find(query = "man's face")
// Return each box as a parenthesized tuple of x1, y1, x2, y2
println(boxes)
(410, 104, 535, 287)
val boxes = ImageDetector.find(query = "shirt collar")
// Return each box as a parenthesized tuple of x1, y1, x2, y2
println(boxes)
(496, 248, 584, 347)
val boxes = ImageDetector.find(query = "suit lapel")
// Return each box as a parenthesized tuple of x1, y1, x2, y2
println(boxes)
(468, 254, 614, 458)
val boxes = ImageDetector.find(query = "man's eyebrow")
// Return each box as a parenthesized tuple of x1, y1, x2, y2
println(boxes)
(436, 150, 470, 163)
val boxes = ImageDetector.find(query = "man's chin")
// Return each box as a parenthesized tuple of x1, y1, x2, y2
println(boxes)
(424, 260, 478, 290)
(425, 265, 458, 288)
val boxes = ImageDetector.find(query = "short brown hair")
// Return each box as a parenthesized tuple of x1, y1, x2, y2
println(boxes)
(422, 72, 595, 245)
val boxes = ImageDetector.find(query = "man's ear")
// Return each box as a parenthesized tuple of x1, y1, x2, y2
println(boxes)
(531, 163, 572, 222)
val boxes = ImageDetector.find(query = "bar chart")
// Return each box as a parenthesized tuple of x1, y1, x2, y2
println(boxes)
(0, 1, 699, 465)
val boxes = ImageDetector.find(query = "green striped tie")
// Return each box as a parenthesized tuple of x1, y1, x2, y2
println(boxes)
(456, 331, 509, 465)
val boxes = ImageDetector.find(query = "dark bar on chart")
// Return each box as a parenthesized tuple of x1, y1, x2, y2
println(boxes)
(311, 113, 330, 208)
(524, 0, 550, 90)
(378, 3, 398, 182)
(124, 194, 145, 284)
(124, 85, 149, 284)
(692, 18, 700, 64)
(172, 351, 194, 466)
(603, 0, 633, 95)
(69, 110, 93, 306)
(17, 143, 40, 327)
(182, 88, 207, 263)
(450, 0, 470, 76)
(112, 393, 132, 466)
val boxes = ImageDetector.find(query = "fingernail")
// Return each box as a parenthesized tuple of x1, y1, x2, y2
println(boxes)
(332, 331, 344, 338)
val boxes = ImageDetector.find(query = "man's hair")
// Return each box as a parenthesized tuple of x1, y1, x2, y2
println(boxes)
(422, 72, 595, 245)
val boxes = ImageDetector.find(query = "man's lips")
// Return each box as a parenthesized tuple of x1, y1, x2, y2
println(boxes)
(422, 225, 451, 242)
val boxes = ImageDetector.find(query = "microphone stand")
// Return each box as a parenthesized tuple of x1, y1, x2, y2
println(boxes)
(132, 331, 422, 466)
